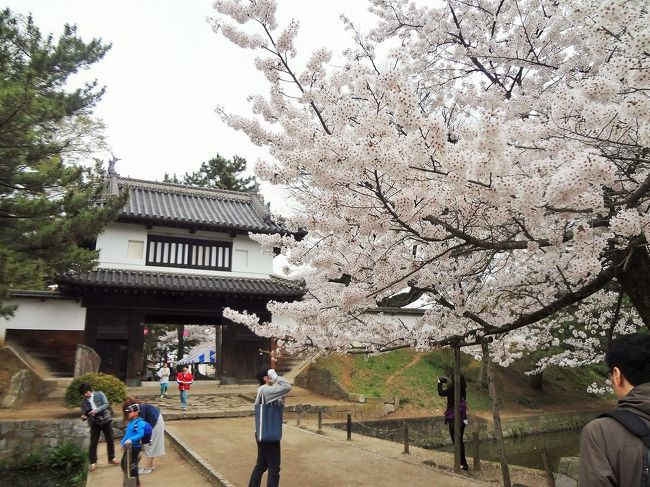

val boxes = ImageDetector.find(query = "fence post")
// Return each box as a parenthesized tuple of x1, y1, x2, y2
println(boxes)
(453, 343, 462, 472)
(403, 421, 410, 454)
(472, 432, 481, 471)
(123, 444, 136, 487)
(347, 412, 352, 441)
(317, 410, 323, 434)
(541, 444, 556, 487)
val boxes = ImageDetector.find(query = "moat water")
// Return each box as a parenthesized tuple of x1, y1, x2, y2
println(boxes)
(436, 429, 581, 471)
(331, 416, 582, 471)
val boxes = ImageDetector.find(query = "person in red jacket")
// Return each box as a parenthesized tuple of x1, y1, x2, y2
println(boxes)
(176, 366, 194, 411)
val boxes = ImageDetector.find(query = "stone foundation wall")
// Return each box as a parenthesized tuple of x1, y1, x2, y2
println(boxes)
(305, 365, 349, 401)
(328, 410, 600, 448)
(496, 410, 600, 438)
(0, 419, 90, 458)
(329, 415, 488, 447)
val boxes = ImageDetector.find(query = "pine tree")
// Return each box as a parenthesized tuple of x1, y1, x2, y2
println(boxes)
(0, 9, 124, 316)
(164, 154, 256, 191)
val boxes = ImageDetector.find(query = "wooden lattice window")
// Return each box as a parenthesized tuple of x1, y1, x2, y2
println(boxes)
(146, 235, 232, 271)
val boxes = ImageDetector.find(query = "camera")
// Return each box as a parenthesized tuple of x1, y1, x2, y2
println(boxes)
(438, 376, 448, 383)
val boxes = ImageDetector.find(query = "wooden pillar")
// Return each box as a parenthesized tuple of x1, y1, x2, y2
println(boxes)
(541, 443, 556, 487)
(126, 311, 145, 387)
(453, 344, 462, 473)
(83, 306, 98, 350)
(214, 324, 223, 378)
(481, 341, 511, 487)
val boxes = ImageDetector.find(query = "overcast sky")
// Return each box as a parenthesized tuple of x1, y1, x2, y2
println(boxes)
(6, 0, 375, 212)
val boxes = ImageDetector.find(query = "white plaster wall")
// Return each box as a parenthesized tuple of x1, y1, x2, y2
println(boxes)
(270, 311, 422, 333)
(96, 223, 274, 278)
(0, 298, 86, 343)
(270, 313, 297, 329)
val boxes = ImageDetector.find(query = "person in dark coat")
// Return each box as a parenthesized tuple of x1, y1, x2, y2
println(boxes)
(579, 333, 650, 486)
(437, 373, 469, 470)
(79, 383, 120, 472)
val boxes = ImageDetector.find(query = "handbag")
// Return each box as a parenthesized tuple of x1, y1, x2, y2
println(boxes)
(443, 398, 467, 425)
(254, 390, 283, 442)
(91, 393, 113, 427)
(84, 394, 112, 427)
(93, 409, 112, 427)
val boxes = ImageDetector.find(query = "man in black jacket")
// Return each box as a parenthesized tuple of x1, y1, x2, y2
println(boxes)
(579, 333, 650, 486)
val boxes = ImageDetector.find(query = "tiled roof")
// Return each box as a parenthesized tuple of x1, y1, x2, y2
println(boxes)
(114, 177, 286, 234)
(57, 268, 304, 298)
(8, 289, 70, 300)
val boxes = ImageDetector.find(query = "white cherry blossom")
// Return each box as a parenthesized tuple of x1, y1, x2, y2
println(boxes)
(212, 0, 649, 366)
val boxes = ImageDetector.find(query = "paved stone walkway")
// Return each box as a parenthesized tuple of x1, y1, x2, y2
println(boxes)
(89, 436, 210, 487)
(123, 381, 368, 421)
(0, 379, 552, 487)
(146, 393, 253, 417)
(165, 416, 522, 487)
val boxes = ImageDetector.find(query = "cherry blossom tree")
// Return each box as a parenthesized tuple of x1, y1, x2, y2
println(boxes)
(213, 0, 649, 366)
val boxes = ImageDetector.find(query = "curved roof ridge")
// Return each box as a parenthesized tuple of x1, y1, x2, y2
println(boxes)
(117, 176, 253, 202)
(113, 176, 287, 234)
(57, 268, 305, 297)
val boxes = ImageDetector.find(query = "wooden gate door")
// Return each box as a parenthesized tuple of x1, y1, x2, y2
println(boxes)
(221, 323, 267, 383)
(94, 340, 129, 380)
(232, 340, 265, 381)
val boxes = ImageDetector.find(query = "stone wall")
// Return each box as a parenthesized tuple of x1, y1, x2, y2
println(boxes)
(74, 344, 101, 377)
(329, 415, 488, 447)
(0, 419, 90, 458)
(305, 365, 350, 401)
(496, 410, 600, 438)
(1, 369, 55, 408)
(328, 410, 600, 448)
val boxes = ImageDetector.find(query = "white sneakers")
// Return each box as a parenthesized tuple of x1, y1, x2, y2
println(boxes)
(138, 467, 154, 474)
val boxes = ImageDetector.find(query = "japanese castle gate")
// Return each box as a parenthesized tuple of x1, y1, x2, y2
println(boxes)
(5, 175, 303, 386)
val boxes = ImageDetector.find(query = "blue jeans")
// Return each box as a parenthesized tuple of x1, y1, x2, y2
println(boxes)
(180, 389, 188, 409)
(160, 382, 168, 396)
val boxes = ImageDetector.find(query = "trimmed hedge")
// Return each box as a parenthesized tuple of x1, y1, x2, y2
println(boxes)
(64, 372, 127, 408)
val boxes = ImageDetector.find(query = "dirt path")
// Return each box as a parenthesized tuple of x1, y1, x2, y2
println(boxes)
(386, 354, 423, 385)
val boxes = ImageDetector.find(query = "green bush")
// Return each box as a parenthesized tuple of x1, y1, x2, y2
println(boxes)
(48, 442, 86, 473)
(0, 443, 88, 486)
(0, 450, 43, 471)
(64, 372, 127, 408)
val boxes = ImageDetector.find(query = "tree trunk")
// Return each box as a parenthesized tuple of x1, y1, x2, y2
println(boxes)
(616, 246, 650, 328)
(453, 345, 462, 473)
(482, 341, 511, 487)
(177, 324, 185, 365)
(478, 351, 488, 388)
(529, 372, 543, 391)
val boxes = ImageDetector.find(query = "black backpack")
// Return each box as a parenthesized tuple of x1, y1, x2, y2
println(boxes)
(599, 409, 650, 487)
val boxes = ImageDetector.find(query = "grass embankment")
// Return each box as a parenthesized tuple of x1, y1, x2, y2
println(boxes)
(315, 349, 612, 415)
